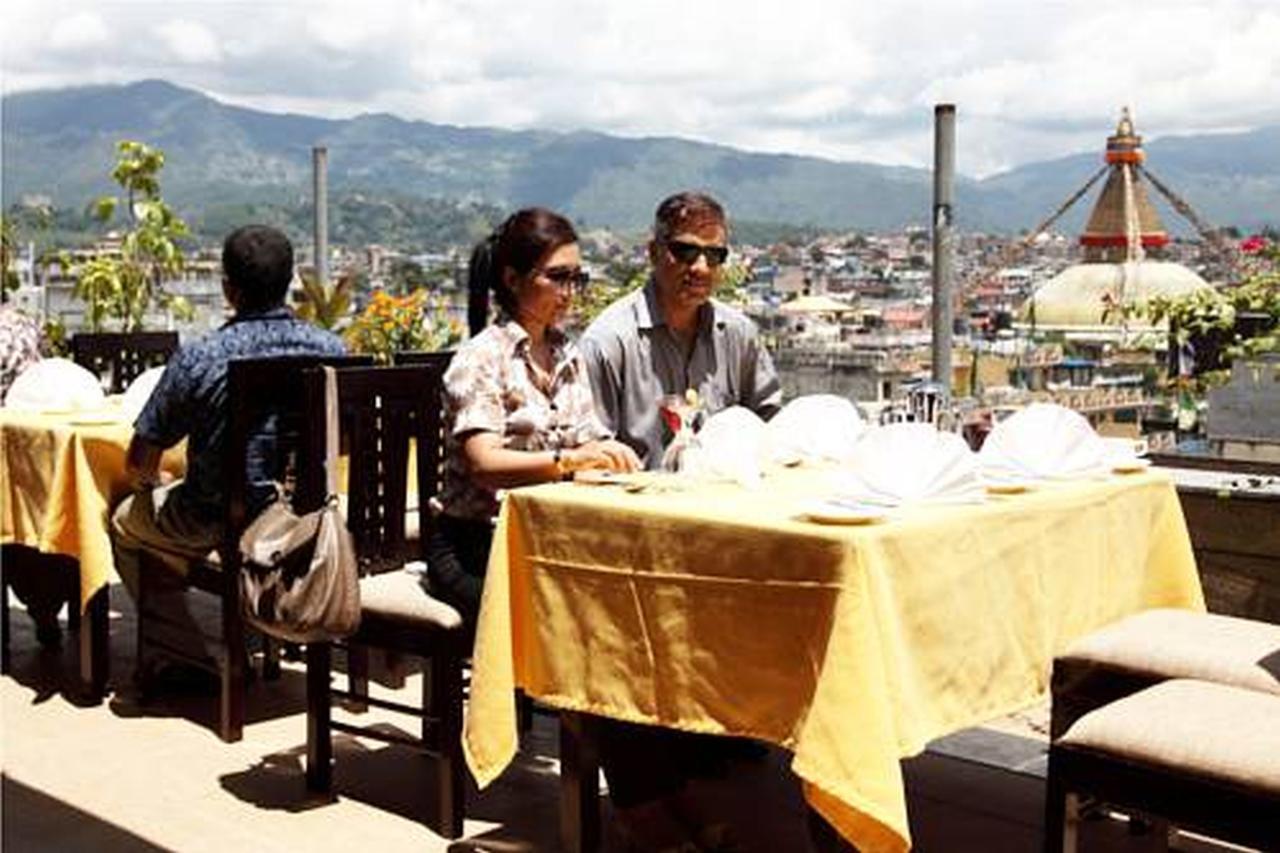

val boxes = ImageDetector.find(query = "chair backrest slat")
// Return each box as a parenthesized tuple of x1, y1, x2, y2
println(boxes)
(303, 359, 451, 574)
(71, 331, 179, 393)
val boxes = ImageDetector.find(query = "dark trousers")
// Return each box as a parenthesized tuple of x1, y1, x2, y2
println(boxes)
(425, 513, 494, 630)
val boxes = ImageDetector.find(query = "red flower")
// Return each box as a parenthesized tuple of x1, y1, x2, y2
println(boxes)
(1240, 235, 1268, 254)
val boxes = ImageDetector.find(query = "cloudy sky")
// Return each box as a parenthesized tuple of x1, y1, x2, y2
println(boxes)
(4, 0, 1279, 176)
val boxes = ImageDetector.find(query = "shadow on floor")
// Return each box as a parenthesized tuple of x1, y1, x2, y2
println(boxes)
(2, 775, 170, 853)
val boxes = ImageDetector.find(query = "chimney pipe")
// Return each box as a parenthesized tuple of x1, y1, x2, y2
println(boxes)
(931, 104, 956, 394)
(312, 146, 329, 286)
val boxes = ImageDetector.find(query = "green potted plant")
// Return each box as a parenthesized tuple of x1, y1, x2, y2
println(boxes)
(68, 141, 194, 331)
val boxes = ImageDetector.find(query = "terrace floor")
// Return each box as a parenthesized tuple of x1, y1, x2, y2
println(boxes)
(0, 589, 1242, 852)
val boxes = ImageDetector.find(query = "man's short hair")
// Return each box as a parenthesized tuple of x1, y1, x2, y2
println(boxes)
(653, 192, 727, 242)
(222, 225, 294, 312)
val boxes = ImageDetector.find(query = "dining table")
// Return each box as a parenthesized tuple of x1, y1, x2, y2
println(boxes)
(462, 464, 1204, 853)
(0, 403, 184, 697)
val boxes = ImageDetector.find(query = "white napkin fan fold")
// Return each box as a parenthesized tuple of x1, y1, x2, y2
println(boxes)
(834, 423, 983, 506)
(979, 402, 1106, 481)
(766, 395, 864, 464)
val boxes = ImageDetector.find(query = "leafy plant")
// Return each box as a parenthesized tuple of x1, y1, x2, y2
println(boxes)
(72, 141, 194, 331)
(1136, 235, 1280, 392)
(293, 268, 356, 331)
(0, 215, 17, 298)
(344, 289, 462, 364)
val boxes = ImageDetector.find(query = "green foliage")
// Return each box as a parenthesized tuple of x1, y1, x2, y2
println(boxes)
(41, 317, 69, 357)
(293, 268, 356, 331)
(0, 215, 17, 297)
(1136, 238, 1280, 391)
(72, 141, 193, 331)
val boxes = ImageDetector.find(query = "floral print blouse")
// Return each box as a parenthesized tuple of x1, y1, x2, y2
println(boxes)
(440, 318, 609, 522)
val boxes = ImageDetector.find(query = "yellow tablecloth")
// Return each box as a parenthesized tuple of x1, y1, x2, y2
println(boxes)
(463, 467, 1204, 852)
(0, 408, 184, 611)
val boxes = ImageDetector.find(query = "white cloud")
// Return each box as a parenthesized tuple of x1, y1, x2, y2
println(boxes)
(4, 0, 1279, 176)
(47, 11, 111, 51)
(154, 20, 223, 64)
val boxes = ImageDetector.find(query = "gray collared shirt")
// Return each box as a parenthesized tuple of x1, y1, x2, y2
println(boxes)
(580, 279, 782, 469)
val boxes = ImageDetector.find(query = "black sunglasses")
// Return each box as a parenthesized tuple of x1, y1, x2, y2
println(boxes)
(538, 266, 591, 289)
(665, 240, 729, 267)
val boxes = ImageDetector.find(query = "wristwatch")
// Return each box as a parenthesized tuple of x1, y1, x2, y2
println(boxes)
(552, 447, 572, 480)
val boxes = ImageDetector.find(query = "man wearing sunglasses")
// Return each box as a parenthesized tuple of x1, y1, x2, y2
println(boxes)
(581, 191, 781, 470)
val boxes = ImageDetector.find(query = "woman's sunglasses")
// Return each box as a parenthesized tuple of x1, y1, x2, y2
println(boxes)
(665, 240, 729, 267)
(538, 266, 591, 290)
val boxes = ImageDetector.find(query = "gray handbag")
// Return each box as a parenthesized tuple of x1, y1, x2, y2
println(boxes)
(238, 366, 360, 643)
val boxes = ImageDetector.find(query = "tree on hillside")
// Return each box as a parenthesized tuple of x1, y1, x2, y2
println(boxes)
(71, 141, 193, 331)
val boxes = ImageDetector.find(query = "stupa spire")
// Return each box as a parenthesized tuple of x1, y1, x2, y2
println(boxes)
(1080, 107, 1169, 262)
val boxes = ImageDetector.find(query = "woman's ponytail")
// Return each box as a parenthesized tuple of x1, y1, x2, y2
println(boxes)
(466, 230, 501, 337)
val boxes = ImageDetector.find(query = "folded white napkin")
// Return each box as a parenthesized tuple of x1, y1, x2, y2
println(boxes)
(118, 365, 166, 421)
(832, 423, 984, 506)
(3, 358, 106, 412)
(766, 395, 864, 465)
(680, 406, 769, 487)
(979, 402, 1107, 481)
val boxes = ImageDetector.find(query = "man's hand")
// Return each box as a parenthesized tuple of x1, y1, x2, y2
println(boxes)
(124, 435, 166, 492)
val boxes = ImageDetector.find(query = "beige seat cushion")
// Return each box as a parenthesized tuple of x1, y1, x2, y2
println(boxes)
(1061, 609, 1280, 695)
(1060, 679, 1280, 795)
(359, 569, 463, 631)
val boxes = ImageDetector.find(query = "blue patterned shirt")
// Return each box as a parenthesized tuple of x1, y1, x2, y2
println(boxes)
(134, 306, 346, 521)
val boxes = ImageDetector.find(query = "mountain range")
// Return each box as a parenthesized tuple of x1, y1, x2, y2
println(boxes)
(3, 79, 1278, 240)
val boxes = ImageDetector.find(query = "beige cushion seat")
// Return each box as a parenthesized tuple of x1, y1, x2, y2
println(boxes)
(357, 570, 462, 631)
(1060, 679, 1280, 794)
(1051, 609, 1280, 737)
(1046, 679, 1280, 852)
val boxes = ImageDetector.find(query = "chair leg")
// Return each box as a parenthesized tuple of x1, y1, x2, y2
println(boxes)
(306, 642, 334, 796)
(78, 586, 109, 703)
(429, 651, 465, 839)
(346, 642, 369, 711)
(219, 589, 245, 743)
(1043, 751, 1077, 853)
(559, 711, 601, 853)
(262, 636, 282, 681)
(1, 568, 11, 674)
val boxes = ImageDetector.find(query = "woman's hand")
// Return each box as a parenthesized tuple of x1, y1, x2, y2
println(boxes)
(563, 439, 641, 474)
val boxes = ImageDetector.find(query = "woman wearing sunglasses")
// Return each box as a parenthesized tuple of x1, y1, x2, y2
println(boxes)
(427, 207, 641, 627)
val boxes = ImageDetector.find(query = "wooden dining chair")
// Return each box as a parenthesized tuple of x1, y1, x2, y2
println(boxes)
(302, 361, 470, 839)
(134, 353, 371, 743)
(70, 331, 179, 393)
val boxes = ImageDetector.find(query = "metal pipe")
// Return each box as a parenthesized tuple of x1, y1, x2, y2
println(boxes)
(931, 104, 956, 393)
(312, 146, 329, 286)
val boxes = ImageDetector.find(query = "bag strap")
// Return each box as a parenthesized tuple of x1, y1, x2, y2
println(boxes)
(322, 365, 340, 497)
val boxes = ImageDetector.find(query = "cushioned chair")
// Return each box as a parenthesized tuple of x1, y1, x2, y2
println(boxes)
(1050, 609, 1280, 738)
(303, 361, 469, 838)
(134, 354, 371, 743)
(1044, 678, 1280, 852)
(70, 331, 179, 393)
